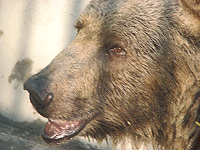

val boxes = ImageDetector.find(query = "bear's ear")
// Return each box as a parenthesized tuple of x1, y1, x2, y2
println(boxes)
(179, 0, 200, 37)
(181, 0, 200, 17)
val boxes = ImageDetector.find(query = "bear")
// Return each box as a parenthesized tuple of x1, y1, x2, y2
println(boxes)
(24, 0, 200, 149)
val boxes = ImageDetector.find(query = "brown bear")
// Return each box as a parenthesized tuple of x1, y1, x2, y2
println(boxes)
(24, 0, 200, 149)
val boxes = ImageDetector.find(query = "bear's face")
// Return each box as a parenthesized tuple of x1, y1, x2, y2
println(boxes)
(24, 0, 200, 149)
(24, 0, 175, 143)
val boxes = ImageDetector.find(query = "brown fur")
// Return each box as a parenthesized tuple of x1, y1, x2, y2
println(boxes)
(24, 0, 200, 149)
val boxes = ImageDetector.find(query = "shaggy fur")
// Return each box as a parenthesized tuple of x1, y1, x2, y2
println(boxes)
(24, 0, 200, 149)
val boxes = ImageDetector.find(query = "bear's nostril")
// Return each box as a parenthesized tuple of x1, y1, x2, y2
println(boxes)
(30, 92, 39, 101)
(24, 76, 53, 109)
(45, 93, 53, 102)
(43, 93, 54, 106)
(29, 92, 54, 109)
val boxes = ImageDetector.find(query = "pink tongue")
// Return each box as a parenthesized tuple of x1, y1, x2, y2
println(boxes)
(43, 119, 80, 139)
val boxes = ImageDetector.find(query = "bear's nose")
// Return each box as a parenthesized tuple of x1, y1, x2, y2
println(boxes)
(24, 76, 53, 109)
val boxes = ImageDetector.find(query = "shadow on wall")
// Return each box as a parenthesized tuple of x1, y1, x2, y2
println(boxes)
(0, 0, 90, 122)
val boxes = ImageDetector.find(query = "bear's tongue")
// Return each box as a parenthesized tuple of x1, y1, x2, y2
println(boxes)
(42, 119, 85, 140)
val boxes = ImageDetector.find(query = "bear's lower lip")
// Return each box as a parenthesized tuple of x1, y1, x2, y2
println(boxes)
(42, 119, 87, 140)
(42, 111, 99, 143)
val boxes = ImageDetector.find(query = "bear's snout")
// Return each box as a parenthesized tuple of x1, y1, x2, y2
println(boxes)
(24, 75, 54, 110)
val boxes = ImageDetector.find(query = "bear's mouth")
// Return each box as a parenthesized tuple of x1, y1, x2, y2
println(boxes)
(42, 111, 99, 143)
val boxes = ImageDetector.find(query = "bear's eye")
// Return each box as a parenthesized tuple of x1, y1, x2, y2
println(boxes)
(108, 47, 127, 58)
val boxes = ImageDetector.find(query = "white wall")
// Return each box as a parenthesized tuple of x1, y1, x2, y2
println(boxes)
(0, 0, 90, 122)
